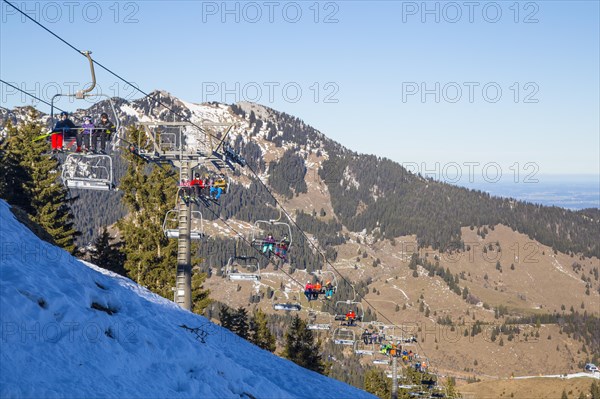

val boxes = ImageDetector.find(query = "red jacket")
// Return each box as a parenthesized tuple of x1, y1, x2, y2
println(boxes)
(190, 178, 204, 187)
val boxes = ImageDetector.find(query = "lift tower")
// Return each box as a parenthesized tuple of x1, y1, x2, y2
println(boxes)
(137, 121, 232, 310)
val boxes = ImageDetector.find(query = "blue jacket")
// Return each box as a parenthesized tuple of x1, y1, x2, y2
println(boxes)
(53, 119, 77, 137)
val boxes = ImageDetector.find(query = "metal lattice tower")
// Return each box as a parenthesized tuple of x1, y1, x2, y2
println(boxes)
(137, 121, 232, 311)
(391, 355, 398, 399)
(175, 161, 192, 309)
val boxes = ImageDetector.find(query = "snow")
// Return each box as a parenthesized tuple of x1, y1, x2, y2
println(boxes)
(0, 200, 375, 399)
(513, 372, 600, 380)
(119, 104, 138, 117)
(342, 166, 360, 190)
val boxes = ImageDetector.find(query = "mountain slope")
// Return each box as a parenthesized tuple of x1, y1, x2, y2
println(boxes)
(2, 93, 598, 257)
(0, 200, 375, 399)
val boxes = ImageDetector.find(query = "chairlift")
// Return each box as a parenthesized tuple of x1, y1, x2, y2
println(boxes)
(49, 51, 120, 191)
(270, 288, 301, 311)
(373, 357, 390, 365)
(61, 153, 114, 191)
(208, 124, 247, 170)
(310, 260, 338, 300)
(162, 209, 205, 240)
(306, 310, 332, 331)
(333, 299, 365, 327)
(332, 327, 355, 345)
(225, 256, 260, 282)
(251, 215, 292, 263)
(354, 339, 375, 356)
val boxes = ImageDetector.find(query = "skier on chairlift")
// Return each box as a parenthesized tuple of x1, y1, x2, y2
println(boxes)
(51, 111, 77, 153)
(96, 112, 115, 154)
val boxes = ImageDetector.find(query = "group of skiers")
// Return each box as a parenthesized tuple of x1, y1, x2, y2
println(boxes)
(223, 143, 247, 167)
(380, 342, 403, 357)
(361, 329, 385, 345)
(50, 111, 115, 154)
(378, 342, 424, 367)
(180, 173, 228, 201)
(260, 234, 290, 261)
(304, 280, 335, 301)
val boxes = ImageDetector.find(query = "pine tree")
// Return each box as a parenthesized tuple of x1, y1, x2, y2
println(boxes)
(0, 121, 30, 209)
(231, 306, 249, 339)
(219, 305, 234, 331)
(282, 315, 325, 374)
(91, 227, 127, 276)
(1, 109, 78, 252)
(117, 126, 179, 298)
(191, 271, 211, 315)
(249, 308, 276, 352)
(363, 368, 390, 399)
(444, 376, 462, 398)
(218, 305, 249, 339)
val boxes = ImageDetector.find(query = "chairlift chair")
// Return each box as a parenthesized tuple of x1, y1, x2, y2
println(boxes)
(354, 339, 375, 356)
(162, 209, 205, 240)
(311, 268, 338, 299)
(306, 310, 332, 331)
(61, 153, 114, 191)
(251, 218, 292, 262)
(49, 51, 120, 191)
(332, 327, 355, 345)
(271, 288, 301, 312)
(333, 300, 365, 326)
(209, 125, 247, 170)
(226, 256, 261, 282)
(373, 357, 390, 365)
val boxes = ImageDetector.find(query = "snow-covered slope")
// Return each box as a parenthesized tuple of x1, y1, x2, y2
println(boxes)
(0, 200, 375, 399)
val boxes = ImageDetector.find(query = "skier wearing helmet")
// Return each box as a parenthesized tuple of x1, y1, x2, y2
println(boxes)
(97, 112, 116, 153)
(51, 111, 76, 152)
(80, 116, 94, 153)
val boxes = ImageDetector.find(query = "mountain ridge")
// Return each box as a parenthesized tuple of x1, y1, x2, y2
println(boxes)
(1, 90, 598, 256)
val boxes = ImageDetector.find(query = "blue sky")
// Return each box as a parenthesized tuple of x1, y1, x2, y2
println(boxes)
(1, 0, 599, 177)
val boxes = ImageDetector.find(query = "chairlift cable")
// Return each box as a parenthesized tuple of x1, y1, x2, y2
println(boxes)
(0, 79, 67, 113)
